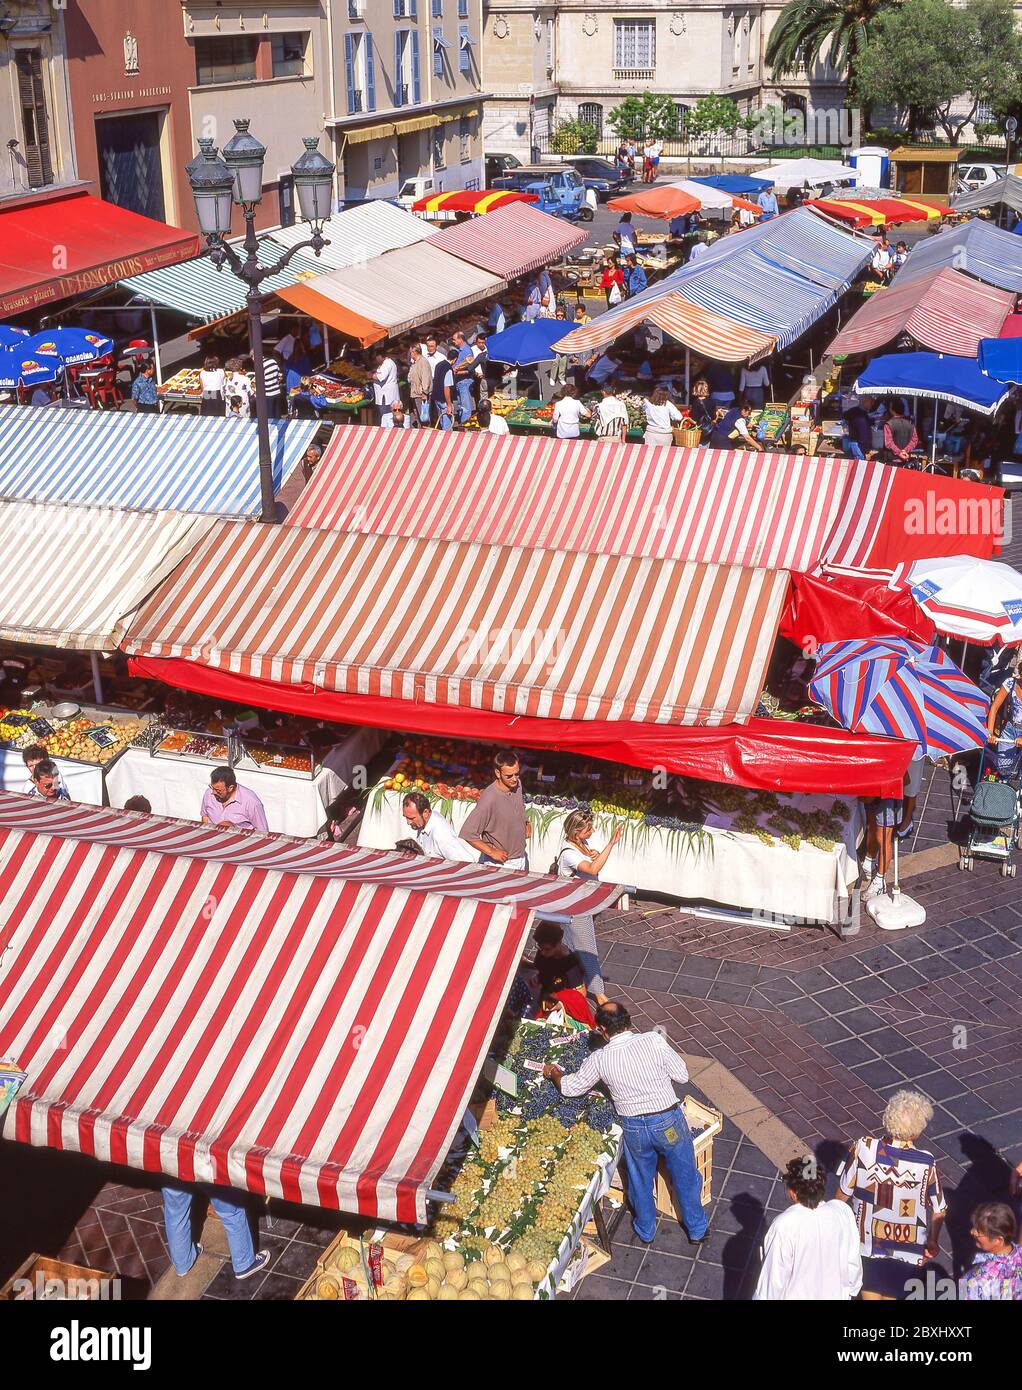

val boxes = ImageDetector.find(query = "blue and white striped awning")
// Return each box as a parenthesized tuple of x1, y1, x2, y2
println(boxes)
(0, 406, 319, 516)
(891, 219, 1022, 294)
(119, 241, 326, 321)
(266, 201, 434, 271)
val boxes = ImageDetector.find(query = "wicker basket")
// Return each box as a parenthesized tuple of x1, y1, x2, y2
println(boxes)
(673, 425, 702, 448)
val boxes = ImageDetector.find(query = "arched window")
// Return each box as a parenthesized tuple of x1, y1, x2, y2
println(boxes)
(782, 92, 807, 117)
(674, 102, 689, 135)
(578, 101, 603, 134)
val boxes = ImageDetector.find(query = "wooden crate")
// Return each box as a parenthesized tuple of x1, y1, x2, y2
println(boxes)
(2, 1254, 116, 1301)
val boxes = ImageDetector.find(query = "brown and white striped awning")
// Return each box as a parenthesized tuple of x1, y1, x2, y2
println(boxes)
(124, 520, 790, 725)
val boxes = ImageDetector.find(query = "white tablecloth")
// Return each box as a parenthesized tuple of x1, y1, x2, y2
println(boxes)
(0, 750, 105, 806)
(106, 725, 384, 838)
(358, 787, 861, 923)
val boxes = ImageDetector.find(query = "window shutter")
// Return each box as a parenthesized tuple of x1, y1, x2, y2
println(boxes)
(17, 50, 53, 188)
(365, 34, 376, 111)
(411, 30, 421, 103)
(395, 31, 404, 105)
(344, 32, 357, 112)
(409, 0, 417, 16)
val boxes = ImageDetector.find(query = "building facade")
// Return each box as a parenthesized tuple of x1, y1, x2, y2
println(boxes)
(0, 0, 77, 203)
(482, 0, 845, 161)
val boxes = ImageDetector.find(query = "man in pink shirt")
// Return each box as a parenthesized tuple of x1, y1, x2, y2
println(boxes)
(200, 766, 268, 832)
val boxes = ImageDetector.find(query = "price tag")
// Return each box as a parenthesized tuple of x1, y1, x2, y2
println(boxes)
(29, 718, 54, 737)
(482, 1057, 518, 1097)
(522, 1059, 545, 1073)
(85, 726, 118, 749)
(3, 714, 29, 728)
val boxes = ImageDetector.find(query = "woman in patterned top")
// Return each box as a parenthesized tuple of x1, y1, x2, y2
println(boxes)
(963, 1203, 1022, 1300)
(837, 1090, 947, 1300)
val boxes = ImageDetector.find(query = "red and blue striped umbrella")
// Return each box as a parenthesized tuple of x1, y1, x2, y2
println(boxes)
(808, 637, 989, 760)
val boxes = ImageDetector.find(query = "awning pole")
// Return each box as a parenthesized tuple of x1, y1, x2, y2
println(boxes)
(685, 345, 690, 398)
(150, 304, 163, 386)
(322, 320, 331, 367)
(90, 652, 104, 704)
(932, 398, 938, 467)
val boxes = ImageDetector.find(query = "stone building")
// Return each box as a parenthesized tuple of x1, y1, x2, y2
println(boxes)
(0, 0, 77, 203)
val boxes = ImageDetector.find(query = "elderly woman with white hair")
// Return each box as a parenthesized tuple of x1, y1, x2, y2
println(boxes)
(836, 1089, 947, 1300)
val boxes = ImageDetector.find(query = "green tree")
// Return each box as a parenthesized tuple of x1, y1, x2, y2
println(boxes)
(550, 119, 600, 155)
(685, 94, 744, 141)
(607, 92, 680, 141)
(765, 0, 895, 105)
(852, 0, 1022, 143)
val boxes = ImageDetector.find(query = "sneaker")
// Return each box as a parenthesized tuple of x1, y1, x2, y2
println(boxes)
(860, 856, 875, 877)
(865, 874, 887, 899)
(896, 821, 915, 840)
(235, 1249, 271, 1281)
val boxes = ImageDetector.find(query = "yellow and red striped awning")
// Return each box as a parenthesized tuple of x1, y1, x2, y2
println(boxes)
(411, 189, 538, 214)
(806, 197, 950, 229)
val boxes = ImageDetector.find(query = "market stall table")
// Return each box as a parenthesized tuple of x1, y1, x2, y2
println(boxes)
(0, 702, 154, 807)
(358, 751, 863, 924)
(503, 395, 646, 442)
(106, 723, 385, 837)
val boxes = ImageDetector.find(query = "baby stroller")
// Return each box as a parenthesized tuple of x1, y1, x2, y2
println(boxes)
(958, 746, 1022, 877)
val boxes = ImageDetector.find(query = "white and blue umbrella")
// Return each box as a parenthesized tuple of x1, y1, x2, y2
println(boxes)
(23, 327, 114, 367)
(0, 346, 62, 389)
(809, 636, 989, 760)
(0, 325, 30, 348)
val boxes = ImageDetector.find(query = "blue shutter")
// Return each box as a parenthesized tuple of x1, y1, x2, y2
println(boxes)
(365, 33, 376, 110)
(393, 0, 401, 14)
(344, 32, 357, 113)
(409, 0, 417, 16)
(394, 31, 404, 105)
(411, 30, 421, 103)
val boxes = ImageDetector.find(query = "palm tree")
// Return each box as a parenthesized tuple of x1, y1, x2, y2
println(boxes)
(765, 0, 895, 99)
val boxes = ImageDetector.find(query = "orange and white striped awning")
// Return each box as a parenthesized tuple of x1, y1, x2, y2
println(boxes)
(552, 290, 776, 362)
(288, 425, 896, 573)
(124, 520, 790, 725)
(0, 794, 540, 1222)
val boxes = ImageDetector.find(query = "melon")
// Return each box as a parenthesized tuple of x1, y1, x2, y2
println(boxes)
(407, 1287, 430, 1301)
(488, 1280, 512, 1301)
(482, 1244, 505, 1268)
(316, 1275, 340, 1300)
(437, 1284, 460, 1301)
(442, 1251, 465, 1272)
(458, 1288, 481, 1300)
(331, 1245, 362, 1274)
(445, 1268, 468, 1291)
(526, 1259, 548, 1283)
(424, 1258, 447, 1281)
(406, 1263, 430, 1287)
(511, 1284, 535, 1301)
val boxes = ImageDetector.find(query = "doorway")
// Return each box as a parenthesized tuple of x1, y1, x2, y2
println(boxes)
(95, 111, 166, 222)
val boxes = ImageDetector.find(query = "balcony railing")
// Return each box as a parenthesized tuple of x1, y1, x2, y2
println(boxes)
(612, 67, 655, 80)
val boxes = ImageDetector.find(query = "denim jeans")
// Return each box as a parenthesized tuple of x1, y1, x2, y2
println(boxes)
(479, 851, 528, 871)
(162, 1182, 258, 1276)
(456, 377, 474, 423)
(619, 1105, 707, 1243)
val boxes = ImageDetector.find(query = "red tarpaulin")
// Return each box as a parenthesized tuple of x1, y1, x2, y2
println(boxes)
(129, 656, 915, 797)
(779, 570, 937, 648)
(0, 191, 200, 319)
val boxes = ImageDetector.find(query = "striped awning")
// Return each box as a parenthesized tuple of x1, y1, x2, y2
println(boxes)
(120, 241, 326, 322)
(0, 501, 213, 650)
(276, 242, 506, 343)
(806, 197, 948, 228)
(552, 289, 776, 361)
(0, 407, 318, 516)
(124, 520, 790, 725)
(0, 794, 538, 1223)
(412, 190, 538, 215)
(892, 220, 1022, 294)
(288, 425, 895, 573)
(265, 201, 435, 271)
(427, 201, 588, 278)
(827, 267, 1015, 358)
(557, 207, 872, 356)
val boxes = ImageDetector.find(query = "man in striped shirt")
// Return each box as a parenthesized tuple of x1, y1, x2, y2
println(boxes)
(261, 352, 283, 419)
(545, 1001, 709, 1244)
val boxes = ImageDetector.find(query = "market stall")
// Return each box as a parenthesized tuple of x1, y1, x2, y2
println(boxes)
(105, 720, 384, 836)
(496, 392, 647, 440)
(357, 736, 861, 923)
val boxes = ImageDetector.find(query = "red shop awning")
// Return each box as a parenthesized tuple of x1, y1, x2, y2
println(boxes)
(0, 191, 200, 319)
(128, 655, 915, 797)
(778, 570, 937, 648)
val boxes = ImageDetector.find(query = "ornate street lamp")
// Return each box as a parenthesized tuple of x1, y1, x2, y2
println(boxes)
(186, 120, 335, 522)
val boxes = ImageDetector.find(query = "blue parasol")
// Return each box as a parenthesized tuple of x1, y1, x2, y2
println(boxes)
(485, 318, 572, 366)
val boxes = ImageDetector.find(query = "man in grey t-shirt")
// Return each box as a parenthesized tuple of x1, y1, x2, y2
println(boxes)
(460, 748, 530, 870)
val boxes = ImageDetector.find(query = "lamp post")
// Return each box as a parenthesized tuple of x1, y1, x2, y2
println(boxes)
(185, 122, 334, 522)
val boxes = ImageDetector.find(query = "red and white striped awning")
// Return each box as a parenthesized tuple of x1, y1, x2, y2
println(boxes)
(551, 290, 776, 362)
(828, 267, 1015, 358)
(124, 519, 789, 725)
(426, 201, 588, 279)
(288, 425, 895, 573)
(0, 794, 543, 1223)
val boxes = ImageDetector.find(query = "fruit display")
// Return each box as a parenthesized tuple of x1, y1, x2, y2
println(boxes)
(157, 368, 202, 398)
(325, 359, 373, 386)
(0, 705, 149, 765)
(238, 744, 314, 776)
(303, 373, 368, 406)
(154, 729, 230, 762)
(488, 393, 525, 417)
(303, 1234, 549, 1302)
(0, 708, 37, 747)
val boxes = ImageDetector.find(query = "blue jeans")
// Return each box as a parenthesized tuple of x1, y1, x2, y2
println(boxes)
(843, 437, 865, 460)
(162, 1182, 258, 1276)
(619, 1105, 707, 1243)
(433, 403, 453, 431)
(456, 377, 474, 423)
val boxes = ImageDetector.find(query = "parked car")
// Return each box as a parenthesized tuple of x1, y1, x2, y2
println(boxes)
(397, 175, 437, 208)
(493, 165, 594, 220)
(562, 156, 628, 200)
(484, 152, 522, 186)
(957, 162, 1004, 193)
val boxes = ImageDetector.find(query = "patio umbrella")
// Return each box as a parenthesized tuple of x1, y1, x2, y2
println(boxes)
(808, 636, 989, 760)
(0, 325, 29, 347)
(898, 556, 1022, 645)
(23, 327, 114, 366)
(608, 179, 759, 221)
(0, 346, 63, 390)
(485, 318, 573, 366)
(978, 335, 1022, 381)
